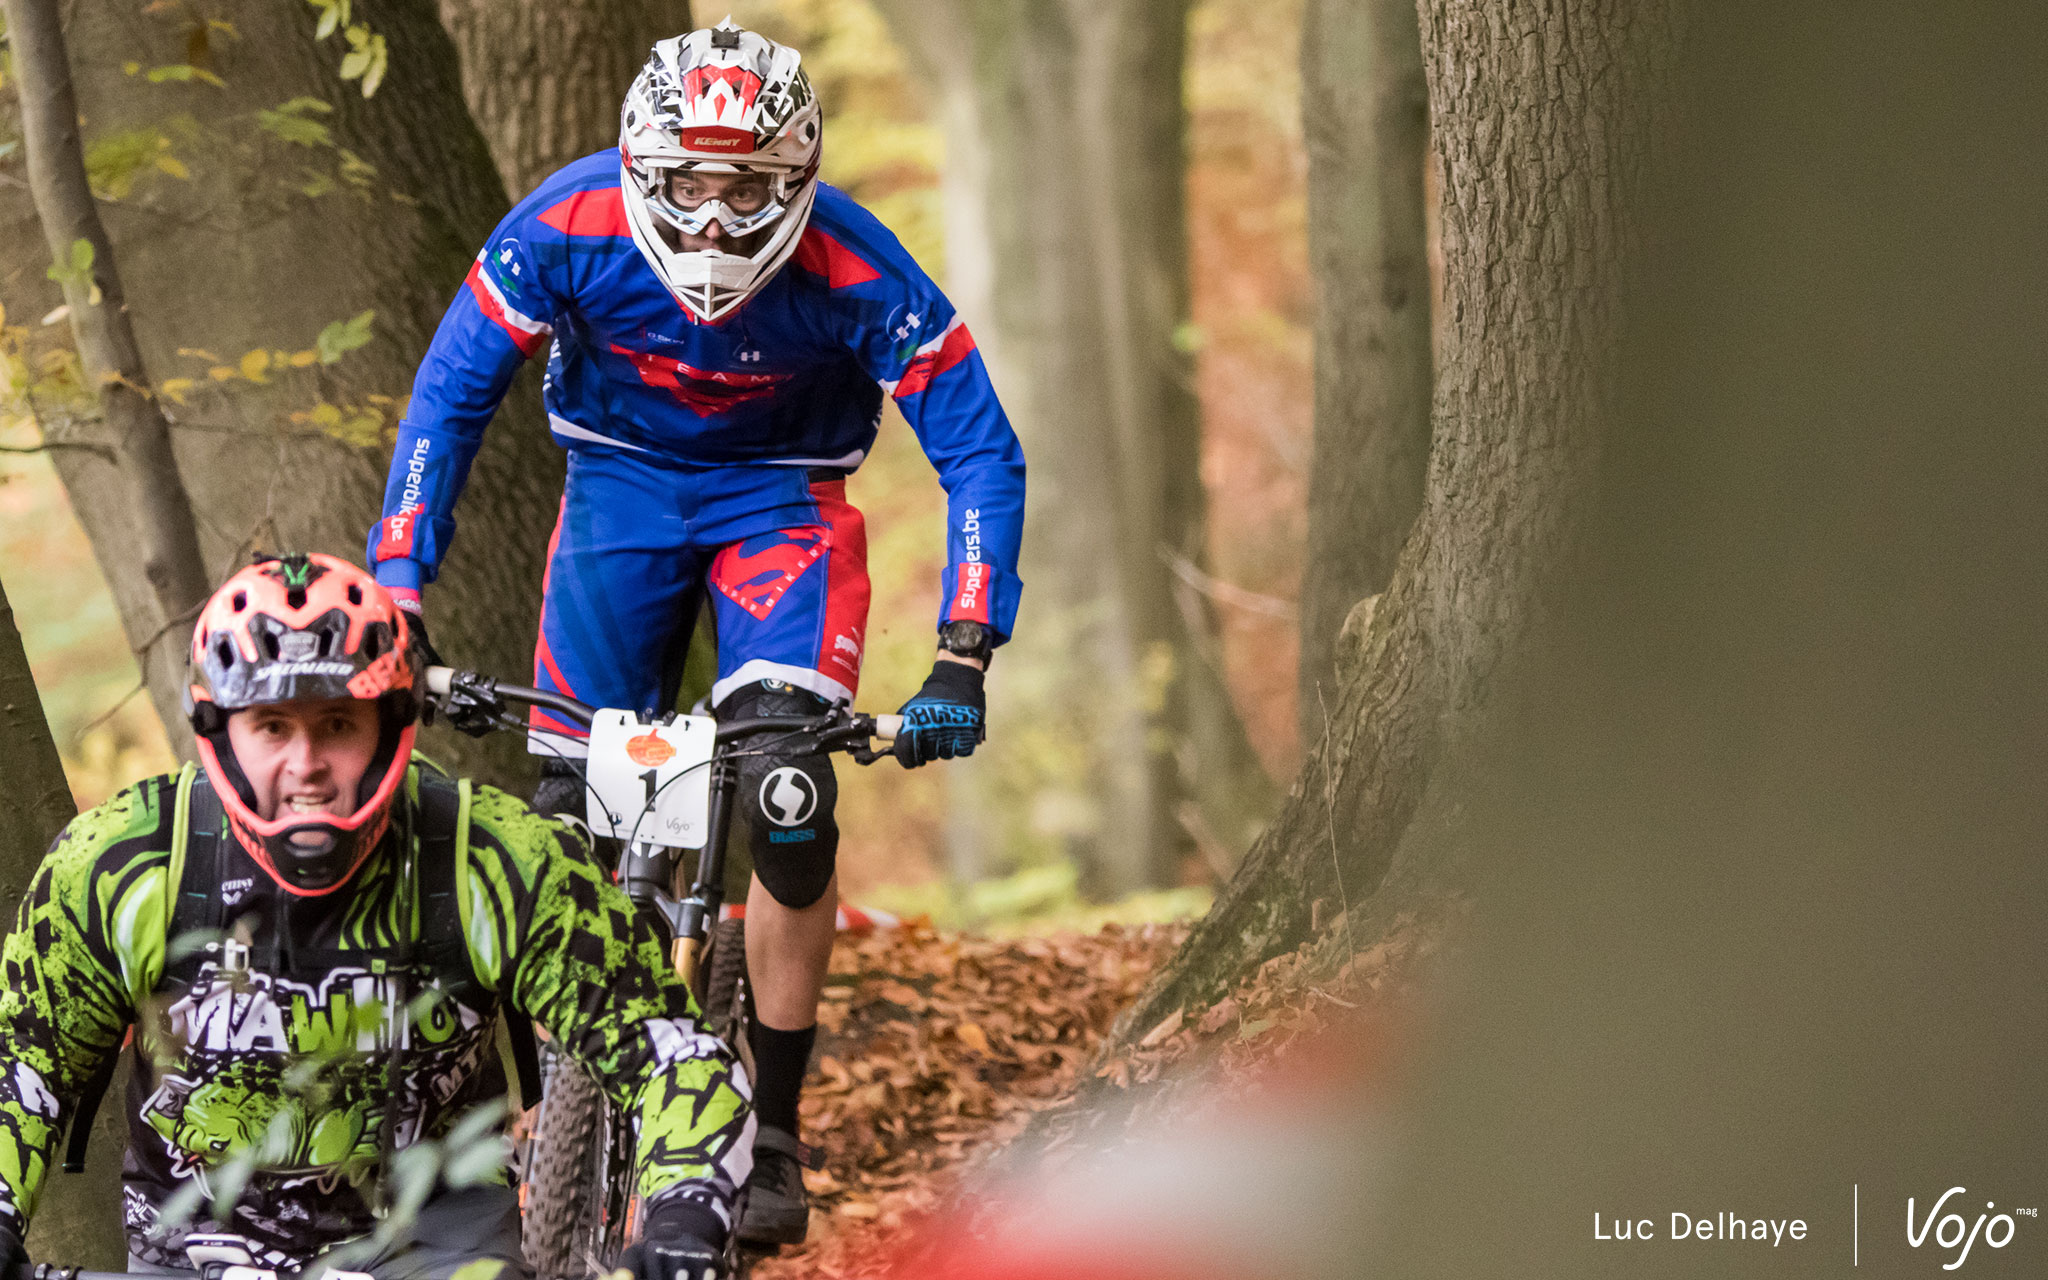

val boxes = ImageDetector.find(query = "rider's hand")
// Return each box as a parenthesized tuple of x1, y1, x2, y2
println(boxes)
(895, 658, 986, 767)
(0, 1222, 30, 1280)
(402, 600, 447, 670)
(613, 1200, 726, 1280)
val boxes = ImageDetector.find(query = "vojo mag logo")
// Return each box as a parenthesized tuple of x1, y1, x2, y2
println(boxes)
(1908, 1187, 2033, 1270)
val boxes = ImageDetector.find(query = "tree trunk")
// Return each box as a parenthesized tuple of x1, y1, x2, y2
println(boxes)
(1295, 0, 1433, 748)
(2, 0, 214, 751)
(0, 571, 72, 918)
(879, 0, 1276, 893)
(0, 0, 561, 785)
(1114, 0, 1677, 1030)
(438, 0, 691, 201)
(0, 576, 125, 1267)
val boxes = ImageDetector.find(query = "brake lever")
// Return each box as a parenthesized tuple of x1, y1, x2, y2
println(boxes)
(431, 669, 505, 738)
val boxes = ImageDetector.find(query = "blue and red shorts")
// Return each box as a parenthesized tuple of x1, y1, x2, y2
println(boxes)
(527, 448, 870, 755)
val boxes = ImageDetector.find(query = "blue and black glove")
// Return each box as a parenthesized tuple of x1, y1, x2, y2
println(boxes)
(895, 660, 986, 767)
(614, 1200, 727, 1280)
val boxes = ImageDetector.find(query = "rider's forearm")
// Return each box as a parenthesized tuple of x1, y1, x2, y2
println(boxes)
(367, 256, 543, 588)
(468, 788, 752, 1217)
(367, 416, 490, 590)
(0, 817, 155, 1233)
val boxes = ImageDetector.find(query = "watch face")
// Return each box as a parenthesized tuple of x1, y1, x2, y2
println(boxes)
(942, 621, 990, 655)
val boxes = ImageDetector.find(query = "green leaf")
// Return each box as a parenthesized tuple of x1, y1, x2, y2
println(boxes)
(314, 309, 375, 364)
(257, 107, 332, 147)
(275, 96, 334, 116)
(315, 6, 340, 39)
(338, 49, 371, 81)
(360, 36, 388, 97)
(46, 239, 94, 288)
(145, 65, 225, 88)
(443, 1098, 509, 1153)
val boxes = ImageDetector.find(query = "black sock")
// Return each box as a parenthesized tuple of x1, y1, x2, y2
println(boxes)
(746, 1020, 816, 1136)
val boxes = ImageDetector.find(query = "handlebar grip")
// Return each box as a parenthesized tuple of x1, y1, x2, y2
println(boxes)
(872, 713, 902, 744)
(425, 665, 455, 696)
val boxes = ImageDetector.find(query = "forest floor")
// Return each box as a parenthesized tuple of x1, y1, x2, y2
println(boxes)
(754, 909, 1446, 1278)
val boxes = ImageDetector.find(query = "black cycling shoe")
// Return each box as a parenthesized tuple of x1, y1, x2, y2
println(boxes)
(737, 1126, 810, 1246)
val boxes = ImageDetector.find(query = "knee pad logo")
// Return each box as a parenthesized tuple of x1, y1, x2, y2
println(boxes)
(759, 766, 819, 826)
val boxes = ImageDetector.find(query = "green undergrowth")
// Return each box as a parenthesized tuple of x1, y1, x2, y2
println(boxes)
(864, 863, 1213, 938)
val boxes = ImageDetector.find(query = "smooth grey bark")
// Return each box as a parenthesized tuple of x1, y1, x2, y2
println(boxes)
(438, 0, 691, 200)
(878, 0, 1277, 893)
(0, 0, 560, 785)
(1113, 0, 1677, 1034)
(1296, 0, 1433, 747)
(2, 0, 212, 751)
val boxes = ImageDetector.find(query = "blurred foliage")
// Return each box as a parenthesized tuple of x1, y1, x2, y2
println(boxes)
(865, 863, 1212, 937)
(724, 0, 944, 273)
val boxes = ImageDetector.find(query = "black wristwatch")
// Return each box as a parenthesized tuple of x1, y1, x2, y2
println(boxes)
(938, 620, 994, 665)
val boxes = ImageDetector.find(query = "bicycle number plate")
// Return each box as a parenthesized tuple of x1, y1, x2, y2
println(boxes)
(584, 710, 716, 848)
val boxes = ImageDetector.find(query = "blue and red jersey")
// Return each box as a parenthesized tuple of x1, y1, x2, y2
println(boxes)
(368, 152, 1025, 641)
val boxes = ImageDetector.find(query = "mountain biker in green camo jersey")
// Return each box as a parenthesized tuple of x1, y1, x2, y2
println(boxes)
(0, 554, 748, 1280)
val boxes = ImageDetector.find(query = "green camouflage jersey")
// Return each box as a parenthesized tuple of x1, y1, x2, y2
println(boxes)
(0, 760, 752, 1268)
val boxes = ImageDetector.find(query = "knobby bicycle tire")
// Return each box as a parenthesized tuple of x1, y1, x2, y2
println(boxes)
(522, 1044, 611, 1279)
(697, 916, 752, 1050)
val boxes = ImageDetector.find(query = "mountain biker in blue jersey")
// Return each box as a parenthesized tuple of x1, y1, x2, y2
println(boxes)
(366, 19, 1024, 1256)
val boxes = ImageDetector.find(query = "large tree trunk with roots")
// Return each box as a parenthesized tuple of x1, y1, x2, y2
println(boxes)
(438, 0, 691, 201)
(1295, 0, 1433, 748)
(0, 577, 125, 1267)
(878, 0, 1276, 893)
(0, 0, 560, 785)
(1114, 0, 1677, 1033)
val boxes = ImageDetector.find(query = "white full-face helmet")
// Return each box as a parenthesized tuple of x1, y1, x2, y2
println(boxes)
(620, 20, 823, 323)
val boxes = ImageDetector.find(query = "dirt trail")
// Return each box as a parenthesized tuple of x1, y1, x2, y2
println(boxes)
(751, 920, 1185, 1278)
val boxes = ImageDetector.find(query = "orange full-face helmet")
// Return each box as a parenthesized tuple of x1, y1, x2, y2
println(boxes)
(185, 552, 422, 896)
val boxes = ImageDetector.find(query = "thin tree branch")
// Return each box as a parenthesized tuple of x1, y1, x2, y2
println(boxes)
(69, 678, 145, 748)
(0, 440, 118, 461)
(1158, 546, 1300, 620)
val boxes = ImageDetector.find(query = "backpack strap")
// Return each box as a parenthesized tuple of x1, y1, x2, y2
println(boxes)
(66, 766, 210, 1174)
(414, 765, 542, 1105)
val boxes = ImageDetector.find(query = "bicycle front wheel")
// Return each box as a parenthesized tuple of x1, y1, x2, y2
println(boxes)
(522, 1045, 619, 1278)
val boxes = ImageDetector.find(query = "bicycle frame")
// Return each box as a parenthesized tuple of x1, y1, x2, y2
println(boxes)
(423, 667, 899, 987)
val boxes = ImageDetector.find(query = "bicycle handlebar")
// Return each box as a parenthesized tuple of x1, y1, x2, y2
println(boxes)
(423, 666, 902, 756)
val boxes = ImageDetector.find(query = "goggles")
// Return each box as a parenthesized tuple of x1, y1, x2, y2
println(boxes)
(644, 167, 795, 238)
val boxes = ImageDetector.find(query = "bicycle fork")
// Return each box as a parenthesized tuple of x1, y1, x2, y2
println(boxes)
(617, 755, 741, 987)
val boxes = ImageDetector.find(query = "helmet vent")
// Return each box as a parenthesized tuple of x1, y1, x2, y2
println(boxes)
(215, 636, 234, 669)
(286, 587, 307, 611)
(347, 583, 363, 605)
(316, 629, 333, 658)
(232, 591, 247, 612)
(362, 625, 386, 661)
(262, 631, 281, 660)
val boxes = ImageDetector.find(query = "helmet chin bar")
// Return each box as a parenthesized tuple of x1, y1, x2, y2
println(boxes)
(623, 162, 818, 323)
(277, 822, 347, 890)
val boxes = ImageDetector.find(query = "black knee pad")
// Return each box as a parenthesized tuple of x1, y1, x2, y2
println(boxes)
(718, 681, 839, 909)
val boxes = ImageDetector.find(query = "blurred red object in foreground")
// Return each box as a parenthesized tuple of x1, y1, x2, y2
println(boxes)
(868, 1014, 1405, 1280)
